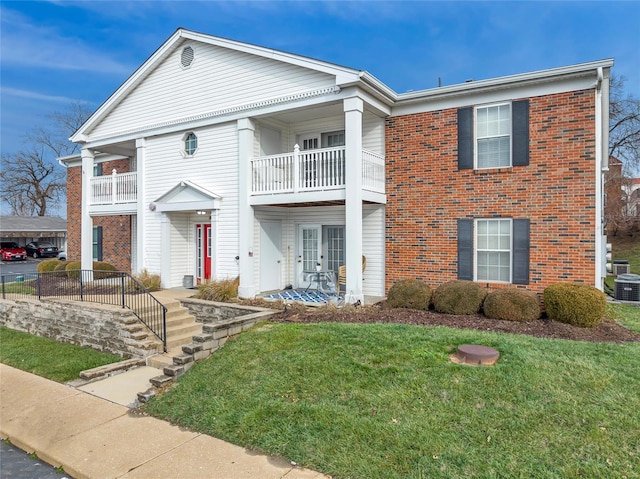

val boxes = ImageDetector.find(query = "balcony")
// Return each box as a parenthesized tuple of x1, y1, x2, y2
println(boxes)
(89, 170, 137, 214)
(251, 146, 385, 205)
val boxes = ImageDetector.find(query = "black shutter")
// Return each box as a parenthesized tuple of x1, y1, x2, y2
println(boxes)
(458, 219, 473, 280)
(457, 107, 474, 170)
(94, 226, 103, 262)
(512, 219, 530, 284)
(512, 100, 529, 167)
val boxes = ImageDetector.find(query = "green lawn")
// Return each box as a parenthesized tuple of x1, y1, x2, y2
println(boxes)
(611, 235, 640, 274)
(0, 326, 122, 382)
(144, 320, 640, 479)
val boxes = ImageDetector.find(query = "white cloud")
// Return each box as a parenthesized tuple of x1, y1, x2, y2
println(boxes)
(1, 87, 83, 104)
(0, 6, 133, 75)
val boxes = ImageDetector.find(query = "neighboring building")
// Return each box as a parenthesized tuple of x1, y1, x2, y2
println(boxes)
(0, 216, 67, 251)
(60, 29, 612, 300)
(605, 157, 640, 235)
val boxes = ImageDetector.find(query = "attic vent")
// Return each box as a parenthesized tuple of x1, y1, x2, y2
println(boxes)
(181, 46, 194, 68)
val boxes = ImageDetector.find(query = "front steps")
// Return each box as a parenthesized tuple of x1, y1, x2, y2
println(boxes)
(161, 299, 203, 350)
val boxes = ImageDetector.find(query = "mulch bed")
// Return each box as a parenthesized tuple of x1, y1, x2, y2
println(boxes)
(271, 302, 640, 344)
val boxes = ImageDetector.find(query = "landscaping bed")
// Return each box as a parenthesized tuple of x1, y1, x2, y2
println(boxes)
(269, 301, 640, 343)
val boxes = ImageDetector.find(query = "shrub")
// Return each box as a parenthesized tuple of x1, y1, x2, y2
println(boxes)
(483, 288, 541, 322)
(64, 261, 82, 279)
(93, 261, 117, 279)
(37, 259, 62, 273)
(54, 261, 68, 272)
(132, 269, 161, 292)
(195, 277, 239, 302)
(543, 282, 606, 328)
(387, 279, 432, 310)
(432, 280, 488, 315)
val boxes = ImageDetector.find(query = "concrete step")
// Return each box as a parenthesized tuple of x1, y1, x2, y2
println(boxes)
(166, 331, 202, 350)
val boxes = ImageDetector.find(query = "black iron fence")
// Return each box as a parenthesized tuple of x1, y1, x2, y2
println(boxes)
(1, 270, 167, 350)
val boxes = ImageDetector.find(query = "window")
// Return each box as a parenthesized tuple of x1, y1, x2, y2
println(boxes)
(475, 219, 511, 282)
(458, 218, 530, 284)
(476, 104, 511, 169)
(184, 132, 198, 156)
(458, 100, 529, 170)
(322, 131, 345, 148)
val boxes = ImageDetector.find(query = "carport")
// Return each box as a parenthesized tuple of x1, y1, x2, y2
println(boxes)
(0, 216, 67, 251)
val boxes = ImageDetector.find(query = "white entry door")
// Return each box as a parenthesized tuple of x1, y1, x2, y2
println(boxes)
(297, 224, 322, 288)
(260, 222, 282, 292)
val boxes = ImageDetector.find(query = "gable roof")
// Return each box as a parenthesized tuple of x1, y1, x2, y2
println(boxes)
(72, 28, 393, 143)
(153, 180, 222, 213)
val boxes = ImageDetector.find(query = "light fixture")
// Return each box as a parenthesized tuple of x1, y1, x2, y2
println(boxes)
(196, 210, 207, 215)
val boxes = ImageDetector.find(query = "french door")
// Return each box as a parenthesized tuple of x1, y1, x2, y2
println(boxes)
(296, 224, 345, 288)
(196, 223, 212, 282)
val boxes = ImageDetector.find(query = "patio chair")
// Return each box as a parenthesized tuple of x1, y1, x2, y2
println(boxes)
(337, 255, 366, 292)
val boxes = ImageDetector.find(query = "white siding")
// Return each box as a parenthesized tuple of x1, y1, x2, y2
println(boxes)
(169, 213, 191, 286)
(363, 110, 385, 154)
(90, 42, 336, 139)
(142, 121, 240, 287)
(254, 204, 385, 297)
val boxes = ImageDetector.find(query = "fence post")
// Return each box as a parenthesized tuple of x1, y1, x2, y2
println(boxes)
(121, 273, 126, 308)
(293, 144, 300, 193)
(80, 270, 84, 301)
(112, 169, 117, 205)
(1, 275, 5, 299)
(37, 272, 42, 299)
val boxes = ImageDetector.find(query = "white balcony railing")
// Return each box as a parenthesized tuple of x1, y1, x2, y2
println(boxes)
(251, 146, 384, 196)
(90, 170, 137, 205)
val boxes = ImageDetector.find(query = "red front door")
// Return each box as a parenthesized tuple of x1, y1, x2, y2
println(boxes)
(196, 224, 212, 282)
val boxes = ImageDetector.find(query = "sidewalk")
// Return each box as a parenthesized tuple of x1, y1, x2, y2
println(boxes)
(0, 364, 329, 479)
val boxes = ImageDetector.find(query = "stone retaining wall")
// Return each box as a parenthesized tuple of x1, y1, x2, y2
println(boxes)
(179, 298, 270, 323)
(0, 298, 161, 358)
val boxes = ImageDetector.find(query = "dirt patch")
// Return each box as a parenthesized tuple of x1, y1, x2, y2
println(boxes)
(271, 302, 640, 344)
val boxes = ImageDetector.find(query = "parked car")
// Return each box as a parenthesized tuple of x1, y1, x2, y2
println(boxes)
(0, 242, 27, 261)
(24, 241, 59, 259)
(57, 251, 67, 261)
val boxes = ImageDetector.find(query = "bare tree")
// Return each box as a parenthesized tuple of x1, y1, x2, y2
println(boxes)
(0, 102, 91, 216)
(609, 75, 640, 175)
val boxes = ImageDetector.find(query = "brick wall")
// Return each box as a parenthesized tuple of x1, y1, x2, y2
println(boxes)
(66, 159, 133, 272)
(385, 89, 597, 294)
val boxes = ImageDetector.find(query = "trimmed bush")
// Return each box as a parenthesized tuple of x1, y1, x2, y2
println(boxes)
(543, 282, 606, 328)
(93, 261, 117, 279)
(433, 280, 488, 315)
(195, 277, 239, 302)
(37, 259, 62, 273)
(54, 261, 68, 272)
(387, 279, 432, 310)
(64, 261, 82, 279)
(484, 288, 541, 322)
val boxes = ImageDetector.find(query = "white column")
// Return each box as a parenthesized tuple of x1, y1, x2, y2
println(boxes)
(80, 148, 94, 273)
(160, 213, 171, 288)
(135, 138, 146, 275)
(237, 118, 256, 298)
(344, 97, 364, 304)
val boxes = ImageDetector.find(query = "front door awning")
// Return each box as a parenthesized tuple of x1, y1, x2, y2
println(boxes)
(152, 180, 222, 213)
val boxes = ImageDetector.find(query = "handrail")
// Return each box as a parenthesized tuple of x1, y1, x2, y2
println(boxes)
(0, 270, 167, 351)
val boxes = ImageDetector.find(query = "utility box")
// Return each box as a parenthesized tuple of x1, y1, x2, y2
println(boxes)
(614, 273, 640, 302)
(613, 260, 630, 276)
(183, 275, 194, 289)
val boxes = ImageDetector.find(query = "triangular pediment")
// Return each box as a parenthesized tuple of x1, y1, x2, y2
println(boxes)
(73, 29, 366, 144)
(153, 180, 221, 213)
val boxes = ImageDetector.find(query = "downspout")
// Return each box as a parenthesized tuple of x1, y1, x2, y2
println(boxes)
(594, 67, 605, 290)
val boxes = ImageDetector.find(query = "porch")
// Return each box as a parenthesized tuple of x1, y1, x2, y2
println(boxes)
(250, 145, 385, 205)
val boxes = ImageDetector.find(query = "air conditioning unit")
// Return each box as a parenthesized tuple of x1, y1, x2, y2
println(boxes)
(614, 274, 640, 302)
(613, 260, 631, 276)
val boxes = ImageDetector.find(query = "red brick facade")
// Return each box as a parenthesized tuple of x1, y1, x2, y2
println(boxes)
(66, 159, 133, 272)
(385, 90, 597, 294)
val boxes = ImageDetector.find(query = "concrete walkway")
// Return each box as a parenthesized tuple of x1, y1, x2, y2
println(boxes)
(0, 364, 329, 479)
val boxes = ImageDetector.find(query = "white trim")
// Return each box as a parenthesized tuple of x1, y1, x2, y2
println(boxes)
(473, 218, 513, 284)
(474, 102, 512, 170)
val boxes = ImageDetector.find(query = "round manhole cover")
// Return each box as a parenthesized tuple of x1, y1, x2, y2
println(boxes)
(451, 344, 500, 366)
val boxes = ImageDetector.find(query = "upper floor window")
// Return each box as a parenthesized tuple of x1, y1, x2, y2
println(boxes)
(475, 103, 511, 169)
(184, 132, 198, 156)
(457, 100, 529, 170)
(322, 131, 345, 148)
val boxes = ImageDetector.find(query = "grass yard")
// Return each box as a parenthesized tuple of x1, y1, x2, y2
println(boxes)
(0, 326, 122, 382)
(144, 320, 640, 479)
(611, 235, 640, 274)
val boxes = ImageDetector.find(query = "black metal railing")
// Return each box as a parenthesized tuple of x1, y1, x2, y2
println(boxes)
(1, 270, 167, 350)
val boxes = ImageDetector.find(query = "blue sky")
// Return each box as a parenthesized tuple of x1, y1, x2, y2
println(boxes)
(1, 0, 639, 160)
